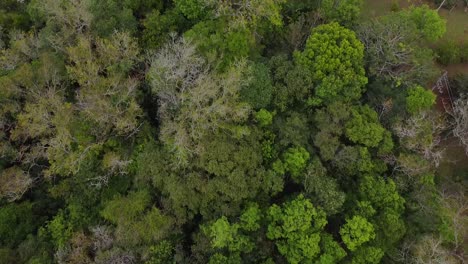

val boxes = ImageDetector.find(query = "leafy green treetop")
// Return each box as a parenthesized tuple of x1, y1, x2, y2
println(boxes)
(272, 147, 310, 181)
(402, 5, 446, 42)
(204, 204, 261, 252)
(406, 86, 436, 114)
(345, 105, 386, 147)
(266, 194, 327, 264)
(295, 22, 367, 105)
(340, 215, 376, 251)
(320, 0, 363, 27)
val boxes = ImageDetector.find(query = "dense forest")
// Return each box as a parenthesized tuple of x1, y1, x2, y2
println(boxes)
(0, 0, 467, 263)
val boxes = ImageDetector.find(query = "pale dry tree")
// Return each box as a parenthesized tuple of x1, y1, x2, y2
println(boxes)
(0, 166, 32, 202)
(411, 235, 460, 264)
(393, 110, 446, 168)
(91, 225, 114, 252)
(147, 35, 251, 165)
(449, 95, 468, 157)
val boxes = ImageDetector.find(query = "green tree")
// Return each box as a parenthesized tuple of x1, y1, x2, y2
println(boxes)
(88, 0, 137, 37)
(282, 147, 310, 178)
(185, 20, 254, 69)
(351, 246, 384, 264)
(174, 0, 207, 20)
(269, 55, 313, 111)
(318, 234, 347, 263)
(204, 217, 254, 253)
(255, 109, 274, 127)
(295, 22, 367, 105)
(303, 158, 346, 215)
(320, 0, 363, 26)
(101, 190, 174, 247)
(406, 86, 436, 114)
(403, 5, 446, 42)
(313, 102, 351, 160)
(241, 63, 273, 109)
(267, 195, 328, 264)
(340, 216, 375, 251)
(345, 105, 386, 147)
(146, 240, 174, 264)
(142, 8, 188, 49)
(0, 0, 31, 42)
(0, 202, 35, 247)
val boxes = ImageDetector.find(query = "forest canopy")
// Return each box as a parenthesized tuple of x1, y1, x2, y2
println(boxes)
(0, 0, 467, 263)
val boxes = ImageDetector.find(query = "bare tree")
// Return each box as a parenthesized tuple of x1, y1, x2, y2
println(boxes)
(0, 166, 32, 202)
(148, 36, 251, 165)
(411, 235, 460, 264)
(91, 226, 114, 252)
(393, 110, 446, 167)
(358, 17, 436, 84)
(450, 95, 468, 156)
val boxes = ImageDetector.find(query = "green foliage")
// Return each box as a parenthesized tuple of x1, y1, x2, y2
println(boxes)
(174, 0, 207, 20)
(340, 216, 375, 251)
(185, 20, 254, 69)
(208, 253, 242, 264)
(345, 105, 385, 147)
(436, 40, 464, 65)
(142, 8, 188, 49)
(239, 204, 262, 232)
(351, 246, 384, 264)
(295, 22, 367, 104)
(255, 109, 274, 127)
(275, 111, 310, 148)
(101, 190, 151, 223)
(358, 175, 405, 213)
(406, 86, 436, 114)
(46, 211, 74, 249)
(320, 0, 363, 26)
(403, 5, 446, 42)
(88, 0, 138, 37)
(313, 102, 351, 160)
(241, 63, 273, 109)
(318, 234, 347, 263)
(0, 202, 35, 247)
(204, 217, 254, 252)
(304, 159, 346, 215)
(0, 0, 461, 262)
(101, 190, 174, 246)
(269, 55, 313, 111)
(282, 147, 310, 178)
(378, 131, 394, 155)
(0, 0, 30, 38)
(267, 195, 327, 264)
(146, 240, 174, 264)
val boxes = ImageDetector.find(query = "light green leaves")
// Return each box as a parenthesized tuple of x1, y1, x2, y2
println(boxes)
(340, 216, 375, 251)
(267, 195, 327, 264)
(406, 86, 436, 114)
(345, 105, 385, 147)
(295, 22, 367, 104)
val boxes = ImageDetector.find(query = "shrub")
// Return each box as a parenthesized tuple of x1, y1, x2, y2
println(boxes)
(436, 40, 460, 65)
